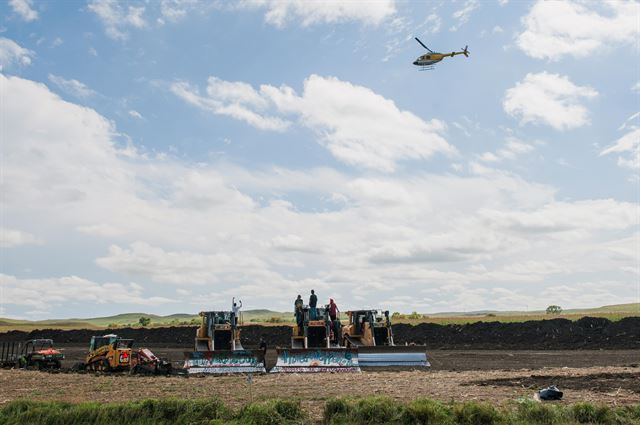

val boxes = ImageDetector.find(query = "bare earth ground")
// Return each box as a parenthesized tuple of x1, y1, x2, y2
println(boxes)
(0, 349, 638, 421)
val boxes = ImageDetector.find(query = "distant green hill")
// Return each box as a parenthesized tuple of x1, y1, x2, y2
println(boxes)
(0, 303, 637, 331)
(0, 309, 293, 331)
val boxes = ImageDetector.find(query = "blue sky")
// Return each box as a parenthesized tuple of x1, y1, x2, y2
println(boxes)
(0, 0, 638, 319)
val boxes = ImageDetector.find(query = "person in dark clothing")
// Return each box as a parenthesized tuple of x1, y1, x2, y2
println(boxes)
(294, 295, 304, 333)
(309, 289, 318, 320)
(259, 338, 267, 356)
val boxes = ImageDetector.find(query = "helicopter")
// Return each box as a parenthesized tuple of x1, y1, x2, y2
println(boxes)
(413, 37, 469, 70)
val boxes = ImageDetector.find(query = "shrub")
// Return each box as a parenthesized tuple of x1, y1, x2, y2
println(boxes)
(324, 398, 351, 421)
(453, 402, 501, 425)
(238, 399, 303, 425)
(352, 397, 403, 424)
(571, 402, 614, 424)
(515, 400, 562, 424)
(401, 398, 451, 424)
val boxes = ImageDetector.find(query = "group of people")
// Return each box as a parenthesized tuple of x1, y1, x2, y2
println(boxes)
(294, 290, 340, 342)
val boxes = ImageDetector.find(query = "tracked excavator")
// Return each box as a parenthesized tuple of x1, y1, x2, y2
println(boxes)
(184, 310, 266, 374)
(342, 310, 429, 368)
(271, 305, 360, 372)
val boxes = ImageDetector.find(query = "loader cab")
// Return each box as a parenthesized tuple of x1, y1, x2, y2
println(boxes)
(89, 334, 133, 352)
(195, 310, 241, 351)
(345, 310, 392, 347)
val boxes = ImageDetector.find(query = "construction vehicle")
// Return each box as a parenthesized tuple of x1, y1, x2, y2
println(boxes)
(184, 310, 266, 374)
(130, 348, 172, 375)
(0, 339, 64, 369)
(84, 334, 133, 372)
(342, 310, 430, 368)
(271, 306, 360, 372)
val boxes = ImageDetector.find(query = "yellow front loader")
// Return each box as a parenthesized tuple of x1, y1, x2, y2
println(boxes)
(184, 311, 266, 374)
(85, 334, 133, 372)
(342, 310, 429, 368)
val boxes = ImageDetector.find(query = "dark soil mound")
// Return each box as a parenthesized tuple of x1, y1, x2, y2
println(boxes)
(391, 316, 640, 349)
(0, 317, 637, 349)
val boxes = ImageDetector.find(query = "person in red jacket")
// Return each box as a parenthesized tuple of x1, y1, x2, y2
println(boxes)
(327, 298, 340, 344)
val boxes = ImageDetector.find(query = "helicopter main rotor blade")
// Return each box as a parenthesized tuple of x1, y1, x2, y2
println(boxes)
(414, 37, 433, 53)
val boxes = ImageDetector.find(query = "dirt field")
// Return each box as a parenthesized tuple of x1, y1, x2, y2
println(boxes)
(0, 365, 637, 420)
(51, 345, 640, 371)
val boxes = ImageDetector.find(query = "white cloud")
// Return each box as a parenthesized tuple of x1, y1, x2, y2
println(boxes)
(160, 0, 201, 22)
(503, 72, 597, 130)
(0, 228, 43, 248)
(422, 13, 441, 35)
(517, 0, 639, 60)
(170, 79, 291, 131)
(238, 0, 396, 28)
(479, 137, 534, 163)
(0, 274, 174, 311)
(632, 82, 640, 93)
(0, 37, 34, 68)
(2, 74, 637, 314)
(96, 242, 270, 285)
(450, 0, 479, 31)
(88, 0, 147, 40)
(492, 25, 503, 34)
(600, 113, 640, 174)
(9, 0, 38, 22)
(128, 110, 144, 119)
(174, 75, 456, 172)
(48, 74, 96, 98)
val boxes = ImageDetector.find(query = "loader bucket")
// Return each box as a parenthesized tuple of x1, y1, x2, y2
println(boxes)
(271, 348, 360, 373)
(357, 346, 430, 368)
(184, 350, 266, 374)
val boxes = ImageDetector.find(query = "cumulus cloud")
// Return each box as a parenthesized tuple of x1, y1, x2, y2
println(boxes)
(2, 74, 637, 314)
(9, 0, 38, 22)
(173, 75, 455, 172)
(0, 37, 34, 68)
(503, 72, 597, 130)
(88, 0, 147, 40)
(238, 0, 396, 28)
(0, 274, 174, 311)
(517, 0, 639, 60)
(48, 74, 96, 98)
(0, 228, 43, 248)
(171, 78, 291, 131)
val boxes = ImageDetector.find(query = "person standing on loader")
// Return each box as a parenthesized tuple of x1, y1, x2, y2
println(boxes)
(309, 289, 318, 320)
(232, 297, 243, 325)
(294, 295, 304, 333)
(328, 298, 340, 344)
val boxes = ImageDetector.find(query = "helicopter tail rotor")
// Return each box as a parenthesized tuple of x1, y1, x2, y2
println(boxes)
(462, 45, 469, 57)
